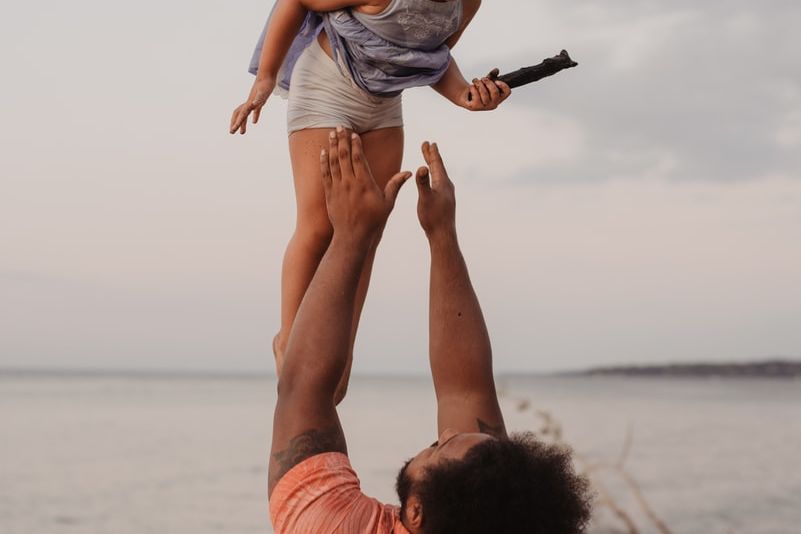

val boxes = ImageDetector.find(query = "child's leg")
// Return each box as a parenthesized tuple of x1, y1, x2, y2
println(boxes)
(277, 128, 335, 372)
(336, 126, 404, 401)
(276, 126, 404, 403)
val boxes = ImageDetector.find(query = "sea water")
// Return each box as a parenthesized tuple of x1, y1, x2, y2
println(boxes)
(2, 372, 800, 533)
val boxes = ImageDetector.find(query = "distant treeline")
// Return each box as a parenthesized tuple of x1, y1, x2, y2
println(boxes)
(576, 359, 801, 378)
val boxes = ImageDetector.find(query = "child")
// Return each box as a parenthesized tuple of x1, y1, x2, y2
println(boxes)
(229, 0, 510, 402)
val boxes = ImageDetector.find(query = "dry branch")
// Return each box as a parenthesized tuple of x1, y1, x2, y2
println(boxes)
(468, 49, 578, 102)
(493, 50, 578, 88)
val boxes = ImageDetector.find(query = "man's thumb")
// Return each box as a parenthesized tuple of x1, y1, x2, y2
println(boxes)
(385, 171, 412, 204)
(415, 166, 431, 193)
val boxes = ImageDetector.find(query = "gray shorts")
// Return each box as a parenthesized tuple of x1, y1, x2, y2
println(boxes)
(286, 38, 404, 135)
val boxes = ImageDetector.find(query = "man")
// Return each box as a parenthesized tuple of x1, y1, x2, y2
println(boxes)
(268, 128, 592, 533)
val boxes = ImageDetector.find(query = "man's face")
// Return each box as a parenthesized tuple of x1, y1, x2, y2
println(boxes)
(402, 428, 494, 482)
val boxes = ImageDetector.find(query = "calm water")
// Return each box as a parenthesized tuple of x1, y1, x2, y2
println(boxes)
(2, 372, 800, 533)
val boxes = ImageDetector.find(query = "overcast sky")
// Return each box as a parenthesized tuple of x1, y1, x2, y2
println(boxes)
(2, 0, 800, 374)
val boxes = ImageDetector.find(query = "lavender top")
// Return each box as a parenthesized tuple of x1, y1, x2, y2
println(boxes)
(249, 0, 462, 97)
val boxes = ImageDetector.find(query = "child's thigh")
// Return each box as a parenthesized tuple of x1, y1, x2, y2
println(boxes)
(288, 128, 337, 223)
(288, 126, 404, 218)
(360, 127, 404, 188)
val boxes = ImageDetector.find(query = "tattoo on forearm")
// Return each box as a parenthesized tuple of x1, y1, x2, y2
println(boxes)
(477, 418, 505, 438)
(270, 426, 347, 489)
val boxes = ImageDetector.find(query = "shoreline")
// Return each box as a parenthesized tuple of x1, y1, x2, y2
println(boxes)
(3, 359, 801, 381)
(568, 359, 801, 379)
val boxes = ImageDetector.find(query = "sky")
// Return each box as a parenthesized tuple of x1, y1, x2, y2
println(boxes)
(1, 0, 800, 374)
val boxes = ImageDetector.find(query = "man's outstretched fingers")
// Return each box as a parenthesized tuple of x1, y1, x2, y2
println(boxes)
(422, 141, 432, 165)
(349, 132, 372, 180)
(328, 131, 341, 182)
(416, 166, 431, 192)
(430, 142, 443, 164)
(320, 149, 332, 189)
(336, 127, 354, 179)
(421, 142, 438, 184)
(426, 142, 448, 187)
(384, 171, 412, 205)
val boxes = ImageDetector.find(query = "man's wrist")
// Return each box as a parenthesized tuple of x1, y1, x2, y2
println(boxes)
(330, 229, 378, 255)
(427, 225, 459, 249)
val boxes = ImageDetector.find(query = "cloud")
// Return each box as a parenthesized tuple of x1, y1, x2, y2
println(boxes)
(775, 109, 801, 148)
(401, 93, 586, 182)
(460, 0, 801, 183)
(2, 0, 800, 372)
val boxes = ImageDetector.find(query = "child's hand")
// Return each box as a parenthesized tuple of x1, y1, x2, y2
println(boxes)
(229, 77, 275, 135)
(460, 71, 511, 112)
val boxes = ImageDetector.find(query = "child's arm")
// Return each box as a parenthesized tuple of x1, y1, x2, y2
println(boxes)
(230, 0, 381, 135)
(254, 0, 382, 79)
(431, 58, 511, 112)
(431, 0, 510, 112)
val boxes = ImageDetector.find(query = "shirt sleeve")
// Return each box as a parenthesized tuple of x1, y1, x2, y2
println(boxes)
(269, 452, 391, 534)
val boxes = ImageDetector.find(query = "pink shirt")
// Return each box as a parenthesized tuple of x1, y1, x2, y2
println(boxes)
(269, 452, 411, 534)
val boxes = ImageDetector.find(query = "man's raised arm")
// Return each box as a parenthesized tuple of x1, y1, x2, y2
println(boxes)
(414, 142, 507, 439)
(268, 128, 410, 495)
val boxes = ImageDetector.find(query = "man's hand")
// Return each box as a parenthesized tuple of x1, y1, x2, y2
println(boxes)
(229, 76, 275, 135)
(321, 127, 411, 241)
(415, 141, 457, 239)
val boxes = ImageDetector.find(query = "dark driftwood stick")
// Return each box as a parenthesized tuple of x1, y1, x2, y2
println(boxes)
(468, 50, 578, 100)
(494, 50, 578, 87)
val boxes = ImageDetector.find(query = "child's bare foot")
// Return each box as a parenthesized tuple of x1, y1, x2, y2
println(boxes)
(272, 333, 285, 378)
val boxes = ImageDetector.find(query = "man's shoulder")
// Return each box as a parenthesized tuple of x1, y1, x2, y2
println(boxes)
(270, 451, 355, 502)
(269, 452, 408, 534)
(269, 424, 348, 492)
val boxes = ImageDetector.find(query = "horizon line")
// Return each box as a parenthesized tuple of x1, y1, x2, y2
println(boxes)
(2, 357, 799, 379)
